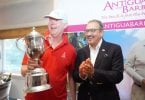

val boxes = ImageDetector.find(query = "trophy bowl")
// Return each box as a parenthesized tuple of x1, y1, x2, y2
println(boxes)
(18, 27, 52, 93)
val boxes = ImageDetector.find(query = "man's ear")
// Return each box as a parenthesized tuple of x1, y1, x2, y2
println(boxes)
(100, 30, 104, 37)
(101, 33, 103, 37)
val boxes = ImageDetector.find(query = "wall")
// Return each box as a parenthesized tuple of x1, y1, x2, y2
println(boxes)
(0, 0, 53, 30)
(0, 25, 47, 39)
(9, 75, 25, 99)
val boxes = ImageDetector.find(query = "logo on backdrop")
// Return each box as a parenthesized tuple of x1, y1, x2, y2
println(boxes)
(103, 0, 145, 13)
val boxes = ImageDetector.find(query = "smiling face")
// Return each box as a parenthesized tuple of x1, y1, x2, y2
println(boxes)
(48, 17, 67, 38)
(85, 20, 103, 48)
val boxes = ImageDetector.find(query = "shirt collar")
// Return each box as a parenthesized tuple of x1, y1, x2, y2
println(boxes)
(89, 39, 102, 50)
(44, 31, 68, 49)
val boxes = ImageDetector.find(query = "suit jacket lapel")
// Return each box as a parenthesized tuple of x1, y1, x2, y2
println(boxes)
(84, 45, 90, 58)
(94, 40, 108, 68)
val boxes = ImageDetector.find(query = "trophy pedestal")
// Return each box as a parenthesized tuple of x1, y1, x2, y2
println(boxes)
(25, 84, 51, 93)
(25, 68, 52, 93)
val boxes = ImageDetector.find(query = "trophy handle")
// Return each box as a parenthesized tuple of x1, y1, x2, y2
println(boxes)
(16, 38, 25, 52)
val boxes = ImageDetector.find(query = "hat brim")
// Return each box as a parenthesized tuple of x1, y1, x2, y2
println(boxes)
(44, 15, 63, 20)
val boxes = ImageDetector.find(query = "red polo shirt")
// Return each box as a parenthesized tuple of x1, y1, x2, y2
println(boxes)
(22, 31, 76, 100)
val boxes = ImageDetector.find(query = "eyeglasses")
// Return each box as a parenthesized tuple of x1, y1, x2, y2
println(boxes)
(84, 28, 100, 33)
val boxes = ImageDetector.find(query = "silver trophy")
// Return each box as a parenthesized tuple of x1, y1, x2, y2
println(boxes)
(17, 27, 51, 93)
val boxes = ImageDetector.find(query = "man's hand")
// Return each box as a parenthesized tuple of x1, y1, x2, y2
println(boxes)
(27, 59, 40, 70)
(85, 58, 94, 77)
(79, 61, 88, 79)
(79, 58, 94, 79)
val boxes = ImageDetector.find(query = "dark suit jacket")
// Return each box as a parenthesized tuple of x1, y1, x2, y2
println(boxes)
(73, 40, 124, 100)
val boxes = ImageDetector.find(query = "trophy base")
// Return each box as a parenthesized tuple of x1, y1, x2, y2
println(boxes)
(25, 84, 52, 93)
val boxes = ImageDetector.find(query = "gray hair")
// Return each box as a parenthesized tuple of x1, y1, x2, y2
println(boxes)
(88, 19, 104, 30)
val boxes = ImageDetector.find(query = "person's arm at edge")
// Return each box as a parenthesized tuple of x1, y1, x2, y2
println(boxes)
(68, 72, 76, 100)
(21, 65, 28, 77)
(21, 54, 28, 77)
(124, 44, 144, 85)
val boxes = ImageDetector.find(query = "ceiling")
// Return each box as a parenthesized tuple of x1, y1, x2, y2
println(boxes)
(0, 0, 32, 7)
(0, 0, 53, 30)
